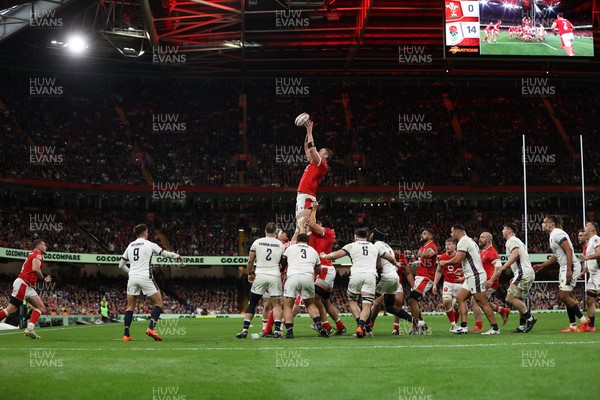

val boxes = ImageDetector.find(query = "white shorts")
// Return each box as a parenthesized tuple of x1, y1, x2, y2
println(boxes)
(127, 275, 159, 297)
(560, 32, 574, 47)
(510, 271, 535, 296)
(295, 193, 316, 217)
(251, 274, 282, 297)
(587, 270, 600, 292)
(12, 278, 38, 301)
(442, 282, 462, 301)
(376, 274, 400, 295)
(315, 266, 335, 290)
(348, 272, 377, 296)
(559, 263, 581, 292)
(461, 275, 486, 295)
(413, 276, 434, 295)
(396, 283, 404, 294)
(284, 274, 315, 300)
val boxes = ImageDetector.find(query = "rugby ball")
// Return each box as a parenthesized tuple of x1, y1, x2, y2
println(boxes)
(294, 112, 310, 127)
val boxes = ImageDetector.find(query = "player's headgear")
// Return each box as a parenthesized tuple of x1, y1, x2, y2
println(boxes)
(371, 227, 388, 242)
(297, 233, 310, 244)
(134, 224, 148, 236)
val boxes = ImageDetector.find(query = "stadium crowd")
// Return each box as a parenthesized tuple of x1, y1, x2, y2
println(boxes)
(1, 82, 598, 188)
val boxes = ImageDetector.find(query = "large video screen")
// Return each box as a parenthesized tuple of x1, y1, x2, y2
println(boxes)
(444, 0, 594, 58)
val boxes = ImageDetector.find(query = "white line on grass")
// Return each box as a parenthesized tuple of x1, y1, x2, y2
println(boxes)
(542, 42, 558, 51)
(1, 341, 597, 352)
(0, 324, 111, 336)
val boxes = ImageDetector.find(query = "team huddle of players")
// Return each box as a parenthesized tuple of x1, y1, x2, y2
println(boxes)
(484, 14, 577, 56)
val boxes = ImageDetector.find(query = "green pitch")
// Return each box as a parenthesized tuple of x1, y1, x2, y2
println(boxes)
(1, 313, 599, 400)
(480, 32, 594, 57)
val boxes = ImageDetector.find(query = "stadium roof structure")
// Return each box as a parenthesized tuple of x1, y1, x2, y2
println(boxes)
(0, 0, 598, 78)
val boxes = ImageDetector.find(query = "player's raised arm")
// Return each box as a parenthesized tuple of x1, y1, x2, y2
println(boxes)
(308, 202, 324, 237)
(304, 120, 321, 165)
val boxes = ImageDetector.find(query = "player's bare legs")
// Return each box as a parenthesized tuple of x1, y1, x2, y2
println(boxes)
(123, 294, 138, 340)
(506, 285, 536, 333)
(261, 297, 271, 332)
(24, 295, 46, 339)
(584, 289, 597, 332)
(391, 291, 404, 334)
(472, 291, 499, 334)
(145, 291, 164, 340)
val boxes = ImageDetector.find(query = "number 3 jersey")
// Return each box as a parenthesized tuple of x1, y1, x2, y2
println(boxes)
(342, 240, 385, 274)
(122, 238, 166, 278)
(283, 243, 321, 277)
(250, 237, 285, 277)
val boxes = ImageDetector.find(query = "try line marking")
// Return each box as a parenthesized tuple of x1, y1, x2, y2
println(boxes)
(1, 341, 597, 352)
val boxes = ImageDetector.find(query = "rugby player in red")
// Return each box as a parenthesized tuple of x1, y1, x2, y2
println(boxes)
(296, 120, 332, 221)
(433, 238, 464, 331)
(552, 12, 575, 56)
(307, 202, 346, 335)
(409, 228, 438, 333)
(483, 22, 494, 42)
(0, 239, 51, 339)
(470, 232, 510, 331)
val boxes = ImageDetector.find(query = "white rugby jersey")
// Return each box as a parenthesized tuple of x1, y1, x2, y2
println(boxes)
(504, 236, 534, 280)
(122, 238, 164, 278)
(549, 228, 581, 270)
(456, 235, 486, 279)
(374, 241, 396, 277)
(284, 243, 321, 277)
(342, 241, 383, 274)
(585, 234, 600, 272)
(250, 237, 285, 276)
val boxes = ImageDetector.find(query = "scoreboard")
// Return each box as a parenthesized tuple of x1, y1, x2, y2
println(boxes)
(444, 1, 480, 56)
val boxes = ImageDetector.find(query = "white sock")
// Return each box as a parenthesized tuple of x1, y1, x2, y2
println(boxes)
(27, 322, 35, 331)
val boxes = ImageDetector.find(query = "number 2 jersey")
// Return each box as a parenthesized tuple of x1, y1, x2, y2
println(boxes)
(250, 237, 285, 277)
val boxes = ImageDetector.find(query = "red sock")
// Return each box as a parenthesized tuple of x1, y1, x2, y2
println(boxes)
(30, 309, 41, 325)
(335, 319, 345, 329)
(323, 322, 332, 331)
(0, 309, 7, 321)
(476, 320, 483, 329)
(446, 310, 456, 323)
(393, 323, 400, 330)
(263, 311, 274, 334)
(452, 310, 459, 322)
(370, 321, 375, 328)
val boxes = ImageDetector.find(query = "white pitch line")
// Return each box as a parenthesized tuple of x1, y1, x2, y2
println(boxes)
(0, 324, 112, 336)
(542, 42, 558, 51)
(1, 341, 597, 352)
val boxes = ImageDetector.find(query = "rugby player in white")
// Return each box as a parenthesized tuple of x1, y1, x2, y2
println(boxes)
(486, 223, 537, 333)
(534, 215, 589, 332)
(579, 221, 600, 332)
(119, 224, 184, 341)
(368, 228, 422, 335)
(321, 228, 400, 338)
(237, 222, 285, 338)
(282, 233, 328, 338)
(439, 224, 500, 335)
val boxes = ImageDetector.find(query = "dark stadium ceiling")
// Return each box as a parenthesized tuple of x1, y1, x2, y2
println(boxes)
(0, 0, 598, 78)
